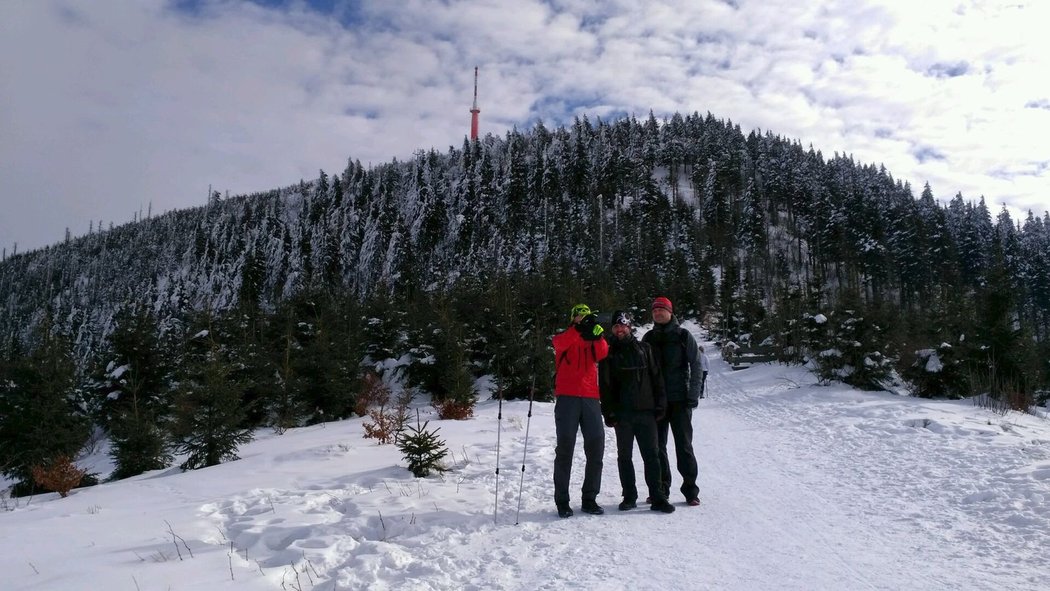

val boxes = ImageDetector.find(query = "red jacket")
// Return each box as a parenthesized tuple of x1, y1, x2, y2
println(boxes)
(552, 326, 609, 398)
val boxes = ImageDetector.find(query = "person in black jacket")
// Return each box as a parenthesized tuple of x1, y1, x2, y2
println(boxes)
(599, 310, 675, 513)
(642, 296, 703, 506)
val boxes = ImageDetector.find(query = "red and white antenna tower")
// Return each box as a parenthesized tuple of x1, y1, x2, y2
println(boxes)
(469, 66, 480, 140)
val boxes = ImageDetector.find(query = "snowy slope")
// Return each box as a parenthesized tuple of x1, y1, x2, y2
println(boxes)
(2, 322, 1049, 590)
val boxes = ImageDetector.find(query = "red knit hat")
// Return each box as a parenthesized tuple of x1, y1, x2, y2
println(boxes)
(652, 296, 673, 313)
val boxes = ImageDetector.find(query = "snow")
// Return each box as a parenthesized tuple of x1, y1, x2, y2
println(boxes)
(3, 322, 1050, 590)
(108, 363, 130, 380)
(925, 352, 945, 373)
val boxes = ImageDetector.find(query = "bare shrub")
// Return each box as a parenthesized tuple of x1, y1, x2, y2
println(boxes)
(363, 408, 397, 444)
(971, 370, 1034, 415)
(30, 455, 86, 498)
(355, 372, 390, 417)
(435, 399, 475, 420)
(360, 374, 413, 444)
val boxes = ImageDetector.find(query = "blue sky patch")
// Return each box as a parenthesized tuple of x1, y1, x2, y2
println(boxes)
(913, 146, 946, 163)
(926, 61, 969, 78)
(171, 0, 368, 27)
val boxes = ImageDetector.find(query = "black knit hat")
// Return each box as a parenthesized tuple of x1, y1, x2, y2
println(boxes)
(611, 310, 632, 326)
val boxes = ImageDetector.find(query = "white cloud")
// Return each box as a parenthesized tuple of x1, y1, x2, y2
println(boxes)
(1, 0, 1046, 253)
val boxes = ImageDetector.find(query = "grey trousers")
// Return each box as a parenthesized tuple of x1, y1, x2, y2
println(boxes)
(553, 395, 604, 506)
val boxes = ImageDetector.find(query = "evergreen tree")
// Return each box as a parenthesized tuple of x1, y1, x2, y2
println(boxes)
(903, 342, 969, 399)
(264, 313, 310, 431)
(971, 236, 1038, 407)
(397, 414, 449, 477)
(811, 296, 895, 390)
(88, 304, 176, 480)
(108, 415, 172, 479)
(2, 109, 1048, 414)
(171, 319, 253, 470)
(272, 293, 356, 424)
(432, 306, 477, 418)
(87, 304, 172, 429)
(0, 321, 90, 494)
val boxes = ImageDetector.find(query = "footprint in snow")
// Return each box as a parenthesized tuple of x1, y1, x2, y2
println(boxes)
(961, 490, 997, 503)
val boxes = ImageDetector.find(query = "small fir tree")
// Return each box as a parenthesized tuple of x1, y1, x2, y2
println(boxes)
(397, 414, 449, 477)
(811, 303, 895, 390)
(903, 342, 969, 399)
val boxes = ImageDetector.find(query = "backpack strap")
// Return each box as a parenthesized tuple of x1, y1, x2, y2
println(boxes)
(679, 327, 691, 368)
(553, 340, 596, 377)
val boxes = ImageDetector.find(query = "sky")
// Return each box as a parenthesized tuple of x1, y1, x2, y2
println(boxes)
(2, 0, 1048, 254)
(2, 321, 1049, 590)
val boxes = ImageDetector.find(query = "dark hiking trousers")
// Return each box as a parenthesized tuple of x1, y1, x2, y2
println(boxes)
(614, 411, 665, 503)
(657, 400, 699, 501)
(553, 395, 604, 506)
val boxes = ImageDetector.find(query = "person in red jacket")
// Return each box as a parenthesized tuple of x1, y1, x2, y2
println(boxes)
(551, 303, 609, 518)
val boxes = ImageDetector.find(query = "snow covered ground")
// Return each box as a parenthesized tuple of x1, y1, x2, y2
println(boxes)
(3, 322, 1049, 590)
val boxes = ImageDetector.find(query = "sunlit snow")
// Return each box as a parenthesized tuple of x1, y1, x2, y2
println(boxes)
(2, 322, 1048, 590)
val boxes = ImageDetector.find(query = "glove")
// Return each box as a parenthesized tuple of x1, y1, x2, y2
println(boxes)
(687, 398, 699, 409)
(604, 414, 617, 428)
(654, 409, 665, 422)
(576, 314, 604, 341)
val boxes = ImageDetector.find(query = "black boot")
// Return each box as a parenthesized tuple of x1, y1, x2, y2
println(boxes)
(650, 499, 676, 513)
(557, 504, 573, 518)
(581, 500, 605, 515)
(618, 499, 637, 511)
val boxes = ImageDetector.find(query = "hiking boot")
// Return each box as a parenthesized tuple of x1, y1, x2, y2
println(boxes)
(686, 498, 701, 507)
(581, 500, 605, 515)
(650, 500, 676, 513)
(644, 496, 652, 504)
(618, 499, 637, 511)
(557, 505, 573, 518)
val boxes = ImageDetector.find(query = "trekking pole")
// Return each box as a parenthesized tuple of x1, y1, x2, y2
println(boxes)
(514, 375, 537, 525)
(494, 379, 504, 524)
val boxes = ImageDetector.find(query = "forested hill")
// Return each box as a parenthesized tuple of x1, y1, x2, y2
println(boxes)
(1, 111, 1048, 398)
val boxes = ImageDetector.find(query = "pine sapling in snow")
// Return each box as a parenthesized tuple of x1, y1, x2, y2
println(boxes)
(397, 412, 449, 478)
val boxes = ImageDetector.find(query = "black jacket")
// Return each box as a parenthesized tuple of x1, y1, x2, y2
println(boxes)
(598, 333, 666, 420)
(642, 317, 703, 403)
